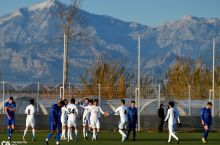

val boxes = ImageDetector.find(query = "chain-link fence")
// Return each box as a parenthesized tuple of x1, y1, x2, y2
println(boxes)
(0, 81, 220, 117)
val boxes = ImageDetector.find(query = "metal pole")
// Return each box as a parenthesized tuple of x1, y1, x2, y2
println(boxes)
(209, 90, 212, 102)
(37, 82, 39, 112)
(212, 38, 215, 117)
(137, 35, 141, 131)
(158, 84, 161, 108)
(219, 86, 220, 117)
(68, 82, 71, 98)
(2, 81, 5, 114)
(63, 32, 68, 100)
(188, 85, 191, 116)
(98, 83, 101, 106)
(60, 87, 63, 100)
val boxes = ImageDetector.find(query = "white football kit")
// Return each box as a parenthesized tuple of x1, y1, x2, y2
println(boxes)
(164, 107, 180, 142)
(61, 106, 68, 126)
(164, 108, 180, 132)
(81, 104, 92, 126)
(25, 104, 35, 128)
(88, 105, 105, 129)
(67, 104, 79, 128)
(114, 106, 127, 129)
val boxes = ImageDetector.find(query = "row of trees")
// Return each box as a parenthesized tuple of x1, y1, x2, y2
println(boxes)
(164, 56, 220, 99)
(76, 53, 219, 99)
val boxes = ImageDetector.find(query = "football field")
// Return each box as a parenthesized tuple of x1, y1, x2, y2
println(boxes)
(0, 131, 220, 145)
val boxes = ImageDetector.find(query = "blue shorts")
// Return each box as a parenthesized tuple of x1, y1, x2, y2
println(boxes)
(49, 121, 61, 132)
(128, 122, 136, 129)
(204, 123, 211, 128)
(6, 118, 15, 126)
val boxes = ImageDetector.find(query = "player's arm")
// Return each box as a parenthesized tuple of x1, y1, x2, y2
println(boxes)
(176, 110, 182, 127)
(75, 106, 79, 117)
(77, 97, 88, 105)
(79, 105, 87, 109)
(99, 107, 106, 115)
(50, 106, 56, 124)
(4, 104, 11, 120)
(134, 109, 138, 123)
(108, 107, 119, 116)
(164, 109, 170, 122)
(200, 109, 205, 125)
(100, 107, 105, 114)
(25, 106, 28, 115)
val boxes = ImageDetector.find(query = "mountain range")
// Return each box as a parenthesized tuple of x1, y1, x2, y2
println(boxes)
(0, 0, 219, 84)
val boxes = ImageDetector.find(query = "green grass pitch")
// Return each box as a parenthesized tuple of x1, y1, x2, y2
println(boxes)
(0, 131, 220, 145)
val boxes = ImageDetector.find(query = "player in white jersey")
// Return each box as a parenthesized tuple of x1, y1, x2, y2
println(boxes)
(66, 98, 79, 142)
(79, 98, 93, 140)
(164, 101, 182, 144)
(23, 99, 35, 141)
(87, 99, 107, 140)
(60, 99, 68, 140)
(107, 99, 127, 142)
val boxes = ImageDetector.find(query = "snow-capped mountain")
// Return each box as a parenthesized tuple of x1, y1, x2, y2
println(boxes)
(0, 0, 219, 84)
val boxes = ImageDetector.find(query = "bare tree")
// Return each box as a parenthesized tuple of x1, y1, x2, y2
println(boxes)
(55, 0, 82, 98)
(80, 53, 133, 99)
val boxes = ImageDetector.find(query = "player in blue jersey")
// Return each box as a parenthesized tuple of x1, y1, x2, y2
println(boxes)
(45, 100, 65, 145)
(200, 102, 212, 144)
(126, 101, 137, 141)
(4, 96, 16, 141)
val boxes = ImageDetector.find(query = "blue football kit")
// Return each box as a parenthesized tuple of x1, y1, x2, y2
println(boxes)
(4, 101, 16, 139)
(200, 107, 212, 140)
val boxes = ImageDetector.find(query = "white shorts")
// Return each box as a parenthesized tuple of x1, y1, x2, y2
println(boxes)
(61, 118, 67, 126)
(118, 120, 126, 130)
(90, 118, 100, 129)
(83, 116, 90, 126)
(168, 123, 176, 132)
(68, 119, 77, 128)
(26, 118, 35, 128)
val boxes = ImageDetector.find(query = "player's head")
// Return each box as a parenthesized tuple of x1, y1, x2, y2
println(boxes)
(63, 99, 68, 105)
(9, 96, 14, 103)
(121, 99, 125, 105)
(94, 99, 98, 106)
(84, 98, 89, 104)
(168, 101, 175, 108)
(131, 101, 135, 107)
(71, 98, 76, 104)
(88, 99, 93, 105)
(160, 104, 164, 108)
(58, 100, 65, 107)
(29, 98, 35, 105)
(206, 102, 212, 109)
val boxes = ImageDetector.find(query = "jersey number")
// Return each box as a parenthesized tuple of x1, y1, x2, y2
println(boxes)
(68, 108, 75, 114)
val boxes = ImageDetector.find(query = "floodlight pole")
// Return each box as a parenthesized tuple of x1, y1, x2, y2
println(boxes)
(63, 32, 68, 100)
(212, 38, 215, 117)
(158, 84, 161, 108)
(37, 82, 40, 113)
(188, 85, 191, 116)
(69, 82, 71, 98)
(2, 81, 5, 114)
(137, 35, 141, 131)
(218, 86, 220, 117)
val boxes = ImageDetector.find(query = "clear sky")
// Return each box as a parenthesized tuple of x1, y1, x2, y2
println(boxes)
(0, 0, 220, 25)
